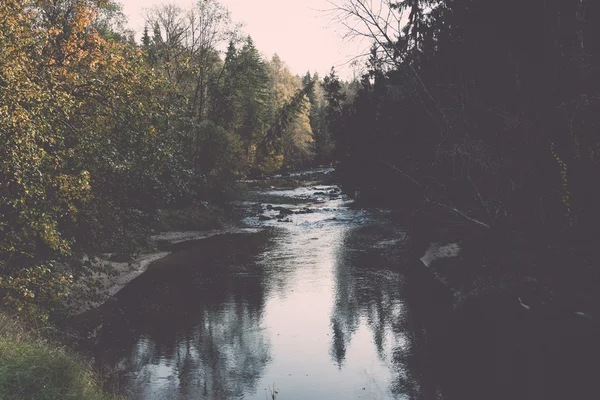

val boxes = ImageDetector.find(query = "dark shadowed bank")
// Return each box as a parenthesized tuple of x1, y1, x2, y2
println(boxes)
(320, 1, 600, 396)
(64, 168, 600, 399)
(394, 199, 600, 400)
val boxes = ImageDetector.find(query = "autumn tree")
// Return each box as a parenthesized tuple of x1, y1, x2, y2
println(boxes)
(267, 55, 315, 169)
(0, 0, 190, 318)
(93, 0, 135, 43)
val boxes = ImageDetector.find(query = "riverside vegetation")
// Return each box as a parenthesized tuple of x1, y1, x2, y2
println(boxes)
(0, 0, 341, 319)
(328, 0, 600, 318)
(0, 0, 334, 397)
(2, 0, 600, 399)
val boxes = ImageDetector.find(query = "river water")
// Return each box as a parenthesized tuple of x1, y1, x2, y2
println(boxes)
(79, 170, 445, 399)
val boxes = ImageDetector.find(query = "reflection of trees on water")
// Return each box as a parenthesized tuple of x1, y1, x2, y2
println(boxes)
(91, 233, 273, 400)
(330, 226, 442, 398)
(388, 299, 443, 399)
(329, 244, 360, 366)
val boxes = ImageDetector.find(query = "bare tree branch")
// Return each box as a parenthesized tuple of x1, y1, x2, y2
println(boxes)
(380, 160, 491, 229)
(327, 0, 450, 135)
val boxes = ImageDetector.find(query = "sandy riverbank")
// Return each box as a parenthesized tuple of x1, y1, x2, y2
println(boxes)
(71, 226, 262, 315)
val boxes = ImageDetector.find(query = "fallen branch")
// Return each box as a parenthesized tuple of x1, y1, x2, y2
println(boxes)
(467, 171, 495, 226)
(380, 160, 491, 229)
(428, 201, 491, 229)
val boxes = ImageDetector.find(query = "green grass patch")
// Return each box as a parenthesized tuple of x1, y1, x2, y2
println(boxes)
(0, 313, 118, 400)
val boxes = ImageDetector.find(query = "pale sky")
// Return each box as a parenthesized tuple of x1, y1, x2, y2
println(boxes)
(118, 0, 370, 80)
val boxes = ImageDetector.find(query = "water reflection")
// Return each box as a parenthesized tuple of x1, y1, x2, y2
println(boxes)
(329, 224, 444, 399)
(73, 179, 600, 400)
(330, 247, 399, 367)
(245, 209, 397, 400)
(88, 233, 273, 400)
(75, 187, 447, 400)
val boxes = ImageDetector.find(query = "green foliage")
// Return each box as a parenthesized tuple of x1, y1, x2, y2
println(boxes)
(266, 57, 316, 170)
(210, 39, 317, 175)
(256, 79, 316, 173)
(0, 264, 72, 323)
(302, 72, 332, 165)
(0, 0, 319, 318)
(93, 0, 134, 43)
(0, 0, 193, 318)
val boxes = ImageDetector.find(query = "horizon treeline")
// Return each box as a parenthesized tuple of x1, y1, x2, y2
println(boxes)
(0, 0, 340, 318)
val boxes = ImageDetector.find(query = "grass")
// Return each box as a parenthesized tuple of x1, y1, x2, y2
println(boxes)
(0, 312, 119, 400)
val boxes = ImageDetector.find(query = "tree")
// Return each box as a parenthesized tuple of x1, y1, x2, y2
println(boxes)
(267, 56, 315, 169)
(328, 0, 600, 236)
(141, 24, 152, 62)
(0, 0, 192, 318)
(93, 0, 135, 43)
(227, 37, 271, 165)
(323, 67, 347, 160)
(144, 0, 236, 121)
(255, 79, 317, 173)
(303, 71, 332, 165)
(144, 1, 240, 177)
(184, 0, 237, 121)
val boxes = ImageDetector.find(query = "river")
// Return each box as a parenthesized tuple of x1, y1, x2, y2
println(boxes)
(75, 169, 446, 399)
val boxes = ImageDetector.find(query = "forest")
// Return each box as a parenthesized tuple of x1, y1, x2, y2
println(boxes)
(332, 0, 600, 229)
(328, 0, 600, 310)
(0, 0, 342, 319)
(2, 0, 600, 398)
